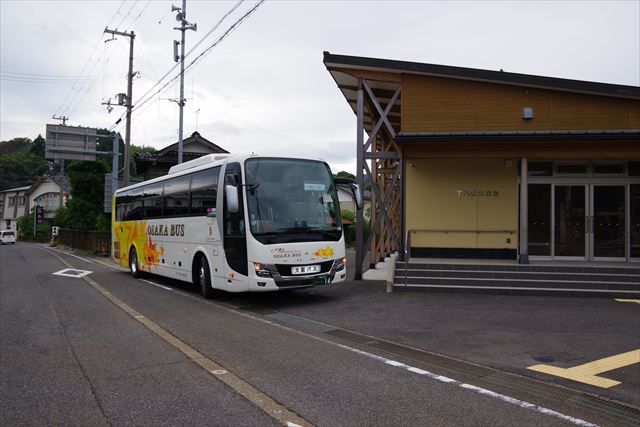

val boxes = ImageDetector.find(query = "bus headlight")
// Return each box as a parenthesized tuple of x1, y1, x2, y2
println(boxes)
(253, 262, 272, 278)
(333, 257, 347, 272)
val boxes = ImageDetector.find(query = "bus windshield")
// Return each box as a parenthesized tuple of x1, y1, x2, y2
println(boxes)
(244, 158, 342, 244)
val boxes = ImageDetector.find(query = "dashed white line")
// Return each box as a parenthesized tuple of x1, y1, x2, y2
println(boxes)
(141, 279, 173, 291)
(45, 246, 95, 264)
(459, 383, 597, 427)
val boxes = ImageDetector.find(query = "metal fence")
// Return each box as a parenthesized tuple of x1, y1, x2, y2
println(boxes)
(57, 229, 111, 255)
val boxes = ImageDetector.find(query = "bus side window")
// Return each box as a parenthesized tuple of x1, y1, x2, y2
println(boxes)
(164, 176, 190, 217)
(190, 167, 219, 216)
(143, 183, 163, 219)
(116, 194, 127, 221)
(125, 189, 143, 221)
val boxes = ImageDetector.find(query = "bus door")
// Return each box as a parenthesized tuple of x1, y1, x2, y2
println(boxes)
(223, 162, 248, 279)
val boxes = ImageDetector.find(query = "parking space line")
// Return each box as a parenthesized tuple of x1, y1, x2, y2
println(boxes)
(615, 299, 640, 304)
(527, 349, 640, 389)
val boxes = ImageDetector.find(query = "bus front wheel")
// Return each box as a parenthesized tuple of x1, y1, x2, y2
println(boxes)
(129, 247, 142, 278)
(196, 255, 215, 299)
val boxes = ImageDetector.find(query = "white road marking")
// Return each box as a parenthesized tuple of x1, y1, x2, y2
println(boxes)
(52, 268, 93, 278)
(459, 384, 597, 427)
(45, 246, 95, 264)
(141, 279, 173, 291)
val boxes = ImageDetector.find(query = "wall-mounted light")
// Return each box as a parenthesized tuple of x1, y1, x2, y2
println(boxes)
(522, 107, 534, 120)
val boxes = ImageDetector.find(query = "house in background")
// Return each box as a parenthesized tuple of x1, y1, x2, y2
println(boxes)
(0, 174, 72, 234)
(135, 132, 229, 180)
(338, 187, 371, 220)
(0, 186, 30, 232)
(26, 174, 71, 219)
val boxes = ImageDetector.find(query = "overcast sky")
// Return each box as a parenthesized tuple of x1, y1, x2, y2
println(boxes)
(1, 0, 638, 173)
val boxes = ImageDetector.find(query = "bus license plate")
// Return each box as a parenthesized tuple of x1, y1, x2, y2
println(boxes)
(313, 275, 332, 285)
(292, 265, 320, 275)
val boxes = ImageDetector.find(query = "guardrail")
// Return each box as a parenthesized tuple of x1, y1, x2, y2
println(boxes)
(56, 229, 111, 255)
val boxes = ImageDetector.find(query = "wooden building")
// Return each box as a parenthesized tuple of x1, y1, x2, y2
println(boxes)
(324, 52, 640, 279)
(135, 132, 228, 180)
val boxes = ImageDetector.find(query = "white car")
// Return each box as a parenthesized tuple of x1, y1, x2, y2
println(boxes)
(0, 230, 16, 245)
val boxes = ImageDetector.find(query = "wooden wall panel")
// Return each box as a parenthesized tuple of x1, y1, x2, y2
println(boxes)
(476, 85, 551, 130)
(627, 99, 640, 128)
(401, 74, 639, 132)
(551, 92, 630, 129)
(402, 75, 476, 131)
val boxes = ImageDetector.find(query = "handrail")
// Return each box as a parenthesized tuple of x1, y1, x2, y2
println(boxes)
(408, 228, 516, 234)
(404, 229, 411, 286)
(386, 253, 398, 293)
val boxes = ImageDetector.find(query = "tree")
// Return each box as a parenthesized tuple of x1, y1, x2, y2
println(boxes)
(0, 137, 31, 156)
(56, 160, 107, 231)
(30, 135, 45, 158)
(17, 207, 50, 242)
(0, 149, 48, 190)
(335, 171, 355, 180)
(130, 144, 156, 178)
(94, 128, 156, 178)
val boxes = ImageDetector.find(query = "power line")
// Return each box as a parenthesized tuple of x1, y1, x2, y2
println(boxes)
(110, 0, 265, 131)
(114, 0, 139, 30)
(61, 0, 153, 118)
(1, 72, 118, 84)
(130, 0, 251, 117)
(51, 0, 126, 119)
(125, 0, 152, 32)
(129, 1, 244, 117)
(1, 70, 115, 78)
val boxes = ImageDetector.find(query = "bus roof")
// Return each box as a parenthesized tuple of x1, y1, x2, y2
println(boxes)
(114, 153, 330, 195)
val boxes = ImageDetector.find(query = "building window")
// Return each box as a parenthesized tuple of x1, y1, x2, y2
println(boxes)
(527, 162, 553, 177)
(8, 197, 15, 207)
(556, 164, 587, 175)
(18, 196, 25, 206)
(593, 164, 624, 175)
(34, 192, 61, 213)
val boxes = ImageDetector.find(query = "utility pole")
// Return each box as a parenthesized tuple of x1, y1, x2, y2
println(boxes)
(104, 28, 135, 186)
(52, 115, 69, 125)
(172, 1, 197, 164)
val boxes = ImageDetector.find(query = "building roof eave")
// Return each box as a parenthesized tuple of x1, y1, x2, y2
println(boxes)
(323, 52, 640, 100)
(397, 129, 640, 143)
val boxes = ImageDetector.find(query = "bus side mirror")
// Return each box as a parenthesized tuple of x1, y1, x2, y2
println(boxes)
(352, 183, 363, 210)
(226, 184, 239, 214)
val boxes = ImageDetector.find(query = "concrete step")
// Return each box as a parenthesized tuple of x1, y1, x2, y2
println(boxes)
(363, 268, 388, 281)
(393, 262, 640, 296)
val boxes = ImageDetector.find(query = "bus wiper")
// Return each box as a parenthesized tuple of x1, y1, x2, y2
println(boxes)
(244, 182, 260, 195)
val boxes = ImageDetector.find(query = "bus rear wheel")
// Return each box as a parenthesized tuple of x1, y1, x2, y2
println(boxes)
(129, 247, 142, 278)
(197, 255, 214, 299)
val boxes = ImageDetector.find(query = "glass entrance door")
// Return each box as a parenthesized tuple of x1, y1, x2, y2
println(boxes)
(528, 184, 632, 260)
(591, 185, 626, 260)
(554, 185, 586, 258)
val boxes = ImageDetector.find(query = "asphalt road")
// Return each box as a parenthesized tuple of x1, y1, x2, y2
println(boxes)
(1, 242, 639, 426)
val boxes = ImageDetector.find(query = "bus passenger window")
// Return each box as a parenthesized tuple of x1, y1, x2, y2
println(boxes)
(190, 167, 219, 216)
(164, 176, 190, 217)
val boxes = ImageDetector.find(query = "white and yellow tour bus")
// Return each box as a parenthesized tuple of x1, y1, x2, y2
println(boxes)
(112, 153, 361, 298)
